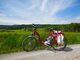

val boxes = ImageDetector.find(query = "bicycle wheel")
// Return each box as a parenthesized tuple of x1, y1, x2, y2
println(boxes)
(22, 36, 37, 51)
(52, 37, 67, 51)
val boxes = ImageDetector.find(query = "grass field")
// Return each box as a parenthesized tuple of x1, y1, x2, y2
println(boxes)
(0, 29, 80, 54)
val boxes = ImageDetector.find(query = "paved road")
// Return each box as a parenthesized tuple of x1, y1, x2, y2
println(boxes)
(0, 45, 80, 60)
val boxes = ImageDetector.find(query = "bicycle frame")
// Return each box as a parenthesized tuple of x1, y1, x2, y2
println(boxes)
(33, 30, 44, 45)
(32, 28, 57, 46)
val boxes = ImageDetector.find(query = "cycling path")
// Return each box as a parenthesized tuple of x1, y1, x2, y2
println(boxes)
(0, 44, 80, 60)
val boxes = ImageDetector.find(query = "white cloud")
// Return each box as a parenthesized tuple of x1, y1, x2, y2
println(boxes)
(27, 0, 40, 10)
(61, 0, 75, 10)
(0, 18, 31, 25)
(71, 16, 80, 23)
(50, 0, 75, 16)
(0, 16, 70, 25)
(40, 0, 48, 12)
(4, 2, 34, 19)
(49, 0, 64, 16)
(28, 4, 37, 10)
(0, 0, 78, 25)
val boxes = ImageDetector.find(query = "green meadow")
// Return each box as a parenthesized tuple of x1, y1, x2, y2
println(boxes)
(0, 29, 80, 54)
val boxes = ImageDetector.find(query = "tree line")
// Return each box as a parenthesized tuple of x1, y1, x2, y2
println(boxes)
(0, 23, 80, 32)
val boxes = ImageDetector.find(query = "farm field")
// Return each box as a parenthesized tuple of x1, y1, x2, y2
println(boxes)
(0, 29, 80, 54)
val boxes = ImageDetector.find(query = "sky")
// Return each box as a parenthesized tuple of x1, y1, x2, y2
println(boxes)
(0, 0, 80, 25)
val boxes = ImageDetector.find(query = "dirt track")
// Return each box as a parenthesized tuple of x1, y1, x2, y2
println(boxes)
(0, 45, 80, 60)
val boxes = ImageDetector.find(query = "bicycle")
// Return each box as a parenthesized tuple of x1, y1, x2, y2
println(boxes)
(22, 26, 67, 51)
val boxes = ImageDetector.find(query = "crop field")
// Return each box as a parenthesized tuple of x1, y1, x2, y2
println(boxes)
(0, 28, 80, 54)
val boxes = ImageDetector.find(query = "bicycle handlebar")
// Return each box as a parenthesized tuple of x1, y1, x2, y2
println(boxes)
(32, 24, 41, 28)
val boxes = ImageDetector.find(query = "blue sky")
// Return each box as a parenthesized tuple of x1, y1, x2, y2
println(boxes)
(0, 0, 80, 25)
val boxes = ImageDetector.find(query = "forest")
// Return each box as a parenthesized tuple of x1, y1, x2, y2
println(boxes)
(0, 23, 80, 32)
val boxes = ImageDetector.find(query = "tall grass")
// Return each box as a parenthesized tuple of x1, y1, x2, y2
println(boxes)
(0, 30, 31, 54)
(0, 29, 80, 54)
(65, 32, 80, 44)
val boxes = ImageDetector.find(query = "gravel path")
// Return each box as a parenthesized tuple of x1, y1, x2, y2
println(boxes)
(0, 45, 80, 60)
